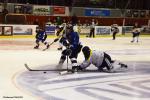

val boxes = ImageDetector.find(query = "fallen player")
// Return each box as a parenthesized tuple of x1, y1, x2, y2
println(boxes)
(73, 46, 128, 73)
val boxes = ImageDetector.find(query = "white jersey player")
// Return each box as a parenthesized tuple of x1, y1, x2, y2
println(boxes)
(111, 24, 119, 40)
(73, 46, 128, 72)
(131, 23, 141, 43)
(55, 24, 66, 50)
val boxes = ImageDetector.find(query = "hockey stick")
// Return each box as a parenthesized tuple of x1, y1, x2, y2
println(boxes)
(66, 55, 69, 71)
(24, 63, 32, 71)
(59, 54, 71, 75)
(24, 63, 72, 72)
(24, 63, 103, 74)
(43, 23, 67, 51)
(42, 41, 55, 51)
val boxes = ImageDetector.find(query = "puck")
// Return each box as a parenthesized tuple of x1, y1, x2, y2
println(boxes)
(43, 71, 46, 74)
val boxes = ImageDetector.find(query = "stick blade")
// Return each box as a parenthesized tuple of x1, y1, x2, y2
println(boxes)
(59, 71, 68, 75)
(24, 63, 32, 71)
(42, 48, 47, 51)
(59, 70, 75, 75)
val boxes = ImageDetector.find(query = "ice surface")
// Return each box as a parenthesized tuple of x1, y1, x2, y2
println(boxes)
(1, 37, 150, 100)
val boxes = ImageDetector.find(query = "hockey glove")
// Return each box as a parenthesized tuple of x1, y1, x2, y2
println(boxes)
(54, 38, 59, 42)
(63, 41, 70, 48)
(72, 65, 83, 72)
(65, 49, 72, 56)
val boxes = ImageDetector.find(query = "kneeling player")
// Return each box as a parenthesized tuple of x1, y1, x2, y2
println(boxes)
(34, 27, 49, 49)
(73, 46, 127, 72)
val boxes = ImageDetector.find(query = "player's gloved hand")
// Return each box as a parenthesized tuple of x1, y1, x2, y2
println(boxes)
(68, 45, 74, 50)
(65, 49, 72, 56)
(72, 65, 83, 73)
(66, 43, 70, 48)
(54, 38, 59, 42)
(70, 44, 78, 50)
(107, 67, 115, 73)
(63, 42, 70, 48)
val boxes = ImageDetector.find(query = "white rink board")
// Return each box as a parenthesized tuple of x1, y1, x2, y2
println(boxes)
(0, 24, 37, 35)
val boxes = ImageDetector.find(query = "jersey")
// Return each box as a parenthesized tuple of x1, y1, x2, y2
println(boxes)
(61, 31, 82, 59)
(132, 26, 141, 37)
(80, 50, 104, 69)
(68, 31, 80, 49)
(56, 27, 64, 37)
(61, 31, 81, 48)
(132, 26, 141, 33)
(36, 30, 47, 41)
(60, 31, 82, 68)
(91, 21, 95, 28)
(111, 27, 119, 33)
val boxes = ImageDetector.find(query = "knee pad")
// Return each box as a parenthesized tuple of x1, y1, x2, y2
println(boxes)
(36, 40, 39, 43)
(59, 55, 66, 64)
(62, 49, 72, 56)
(60, 55, 66, 60)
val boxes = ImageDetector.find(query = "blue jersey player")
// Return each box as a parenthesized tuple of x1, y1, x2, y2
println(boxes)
(34, 27, 49, 49)
(57, 26, 82, 72)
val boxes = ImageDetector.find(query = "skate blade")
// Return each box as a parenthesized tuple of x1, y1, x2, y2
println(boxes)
(59, 71, 69, 75)
(59, 70, 76, 75)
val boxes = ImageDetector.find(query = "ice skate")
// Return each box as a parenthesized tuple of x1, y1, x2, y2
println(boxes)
(46, 44, 50, 49)
(57, 47, 63, 50)
(34, 46, 39, 49)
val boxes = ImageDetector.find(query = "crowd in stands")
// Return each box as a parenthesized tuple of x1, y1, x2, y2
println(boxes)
(0, 0, 149, 10)
(0, 1, 149, 27)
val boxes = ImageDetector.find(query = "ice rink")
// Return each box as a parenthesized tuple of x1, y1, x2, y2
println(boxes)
(1, 36, 150, 100)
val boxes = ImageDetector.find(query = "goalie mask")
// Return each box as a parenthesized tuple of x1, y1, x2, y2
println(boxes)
(82, 46, 91, 60)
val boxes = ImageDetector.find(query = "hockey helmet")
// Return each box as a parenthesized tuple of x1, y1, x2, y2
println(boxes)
(36, 26, 43, 32)
(82, 46, 91, 60)
(55, 25, 60, 29)
(66, 25, 73, 32)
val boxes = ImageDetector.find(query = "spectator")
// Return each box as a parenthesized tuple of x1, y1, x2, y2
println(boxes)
(56, 16, 63, 25)
(85, 19, 90, 26)
(24, 3, 32, 14)
(78, 20, 82, 26)
(53, 19, 57, 25)
(2, 8, 8, 24)
(33, 18, 40, 26)
(71, 14, 78, 26)
(89, 19, 96, 38)
(63, 19, 67, 24)
(95, 19, 99, 26)
(46, 18, 52, 26)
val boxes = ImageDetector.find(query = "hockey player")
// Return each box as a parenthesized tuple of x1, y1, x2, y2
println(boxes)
(73, 46, 127, 73)
(131, 23, 140, 43)
(55, 26, 66, 50)
(111, 24, 119, 40)
(89, 19, 96, 38)
(34, 27, 49, 49)
(57, 26, 82, 72)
